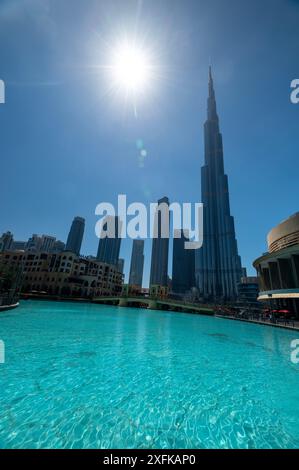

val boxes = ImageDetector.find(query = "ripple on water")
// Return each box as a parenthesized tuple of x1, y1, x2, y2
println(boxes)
(0, 300, 299, 449)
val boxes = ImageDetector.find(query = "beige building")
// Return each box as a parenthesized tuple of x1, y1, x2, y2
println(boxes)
(149, 284, 169, 299)
(253, 212, 299, 316)
(0, 250, 123, 298)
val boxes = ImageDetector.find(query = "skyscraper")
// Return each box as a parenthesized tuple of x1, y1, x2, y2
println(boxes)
(129, 239, 144, 287)
(26, 234, 42, 252)
(65, 216, 85, 255)
(96, 216, 122, 267)
(172, 229, 195, 295)
(26, 234, 65, 253)
(150, 197, 169, 287)
(51, 240, 65, 253)
(117, 258, 125, 274)
(10, 240, 26, 251)
(0, 231, 13, 252)
(40, 235, 56, 253)
(196, 67, 242, 301)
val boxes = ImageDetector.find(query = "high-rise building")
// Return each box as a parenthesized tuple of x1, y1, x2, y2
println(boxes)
(65, 216, 85, 255)
(40, 235, 56, 253)
(241, 267, 247, 278)
(172, 229, 195, 295)
(117, 258, 125, 274)
(51, 240, 65, 253)
(26, 234, 65, 253)
(196, 67, 242, 301)
(237, 276, 260, 311)
(150, 197, 169, 287)
(26, 234, 42, 252)
(0, 231, 13, 252)
(96, 216, 122, 267)
(10, 240, 27, 251)
(129, 239, 144, 287)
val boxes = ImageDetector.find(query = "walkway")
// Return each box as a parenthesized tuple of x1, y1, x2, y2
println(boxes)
(0, 302, 19, 312)
(215, 314, 299, 332)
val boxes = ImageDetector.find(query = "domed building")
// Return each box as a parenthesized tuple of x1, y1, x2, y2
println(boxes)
(253, 212, 299, 317)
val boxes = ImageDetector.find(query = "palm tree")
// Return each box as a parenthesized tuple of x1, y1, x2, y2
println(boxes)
(0, 264, 23, 306)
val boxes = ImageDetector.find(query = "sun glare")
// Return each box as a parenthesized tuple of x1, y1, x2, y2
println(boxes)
(110, 41, 152, 95)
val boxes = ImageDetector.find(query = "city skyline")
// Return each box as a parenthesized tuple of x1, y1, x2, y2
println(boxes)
(0, 0, 299, 288)
(1, 0, 299, 454)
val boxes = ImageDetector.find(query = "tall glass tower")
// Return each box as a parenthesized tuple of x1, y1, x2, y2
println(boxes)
(196, 67, 242, 301)
(96, 216, 122, 267)
(65, 216, 85, 255)
(150, 197, 169, 287)
(172, 229, 195, 295)
(129, 239, 144, 287)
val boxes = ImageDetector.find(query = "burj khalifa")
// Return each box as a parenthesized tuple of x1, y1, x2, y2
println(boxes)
(196, 67, 242, 301)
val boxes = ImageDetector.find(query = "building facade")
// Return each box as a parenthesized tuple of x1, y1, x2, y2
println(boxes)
(237, 276, 260, 312)
(0, 250, 123, 298)
(16, 233, 65, 254)
(150, 197, 170, 287)
(196, 67, 242, 301)
(129, 239, 144, 287)
(253, 212, 299, 317)
(65, 216, 85, 255)
(10, 241, 27, 251)
(26, 234, 43, 252)
(172, 229, 195, 296)
(40, 235, 56, 253)
(52, 240, 65, 253)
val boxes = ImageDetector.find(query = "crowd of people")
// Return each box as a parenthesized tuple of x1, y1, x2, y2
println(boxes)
(214, 305, 297, 327)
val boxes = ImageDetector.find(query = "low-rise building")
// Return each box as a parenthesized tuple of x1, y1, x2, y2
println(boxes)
(122, 284, 142, 297)
(0, 250, 123, 298)
(149, 284, 169, 299)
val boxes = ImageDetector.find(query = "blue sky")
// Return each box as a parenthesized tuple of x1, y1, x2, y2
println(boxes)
(0, 0, 299, 286)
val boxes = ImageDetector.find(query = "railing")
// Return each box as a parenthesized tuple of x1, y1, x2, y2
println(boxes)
(216, 309, 297, 327)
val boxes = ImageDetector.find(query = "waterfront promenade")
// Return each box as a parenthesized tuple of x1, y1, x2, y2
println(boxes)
(215, 313, 299, 332)
(0, 302, 19, 312)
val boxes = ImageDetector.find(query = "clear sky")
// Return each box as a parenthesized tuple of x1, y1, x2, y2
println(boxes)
(0, 0, 298, 287)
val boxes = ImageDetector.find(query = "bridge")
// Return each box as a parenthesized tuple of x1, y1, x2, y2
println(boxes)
(92, 296, 214, 316)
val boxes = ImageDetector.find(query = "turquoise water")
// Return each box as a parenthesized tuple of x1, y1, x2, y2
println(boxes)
(0, 300, 299, 449)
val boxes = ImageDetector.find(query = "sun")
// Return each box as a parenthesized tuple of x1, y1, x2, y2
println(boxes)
(109, 40, 152, 95)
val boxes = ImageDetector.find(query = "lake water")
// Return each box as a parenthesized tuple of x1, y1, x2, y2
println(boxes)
(0, 300, 299, 448)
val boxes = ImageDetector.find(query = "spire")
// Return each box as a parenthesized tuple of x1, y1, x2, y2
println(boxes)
(209, 64, 212, 82)
(208, 65, 214, 97)
(207, 65, 218, 121)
